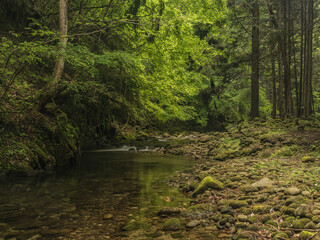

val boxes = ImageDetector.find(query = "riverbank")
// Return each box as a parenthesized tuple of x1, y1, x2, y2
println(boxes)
(135, 119, 320, 239)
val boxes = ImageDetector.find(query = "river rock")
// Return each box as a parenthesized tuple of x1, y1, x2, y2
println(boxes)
(103, 214, 113, 220)
(158, 207, 181, 216)
(243, 185, 258, 193)
(182, 203, 217, 219)
(272, 232, 289, 240)
(251, 177, 274, 188)
(192, 176, 223, 196)
(292, 218, 311, 229)
(28, 234, 42, 240)
(252, 204, 271, 214)
(163, 218, 181, 231)
(295, 204, 312, 218)
(237, 214, 248, 222)
(186, 220, 201, 228)
(199, 135, 212, 143)
(302, 156, 316, 163)
(299, 231, 314, 240)
(0, 223, 9, 231)
(229, 200, 249, 209)
(302, 191, 311, 197)
(284, 187, 301, 196)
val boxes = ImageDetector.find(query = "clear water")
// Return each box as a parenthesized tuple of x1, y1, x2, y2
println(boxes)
(0, 152, 193, 239)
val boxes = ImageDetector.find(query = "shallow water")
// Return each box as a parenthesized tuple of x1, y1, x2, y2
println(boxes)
(0, 152, 193, 239)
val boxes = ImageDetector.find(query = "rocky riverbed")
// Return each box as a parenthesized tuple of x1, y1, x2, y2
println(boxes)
(130, 119, 320, 240)
(2, 119, 320, 240)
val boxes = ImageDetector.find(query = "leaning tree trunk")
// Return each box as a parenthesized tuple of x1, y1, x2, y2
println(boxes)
(250, 0, 260, 119)
(53, 0, 68, 80)
(35, 0, 68, 112)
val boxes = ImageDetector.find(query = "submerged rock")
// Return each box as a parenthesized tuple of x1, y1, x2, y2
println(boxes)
(192, 176, 223, 196)
(103, 214, 113, 220)
(182, 203, 217, 219)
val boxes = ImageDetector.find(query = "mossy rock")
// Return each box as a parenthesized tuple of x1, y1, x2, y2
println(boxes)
(292, 218, 311, 229)
(252, 204, 271, 214)
(261, 215, 271, 223)
(280, 206, 296, 216)
(299, 231, 314, 240)
(192, 176, 223, 196)
(12, 160, 36, 176)
(235, 222, 248, 229)
(302, 156, 316, 163)
(265, 220, 277, 227)
(312, 215, 320, 224)
(248, 215, 258, 224)
(229, 200, 249, 209)
(272, 232, 289, 240)
(163, 218, 181, 231)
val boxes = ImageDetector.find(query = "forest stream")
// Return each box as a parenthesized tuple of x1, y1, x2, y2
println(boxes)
(0, 150, 194, 240)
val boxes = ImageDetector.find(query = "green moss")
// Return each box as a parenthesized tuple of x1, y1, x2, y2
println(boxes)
(272, 232, 289, 240)
(299, 231, 314, 240)
(261, 215, 271, 223)
(248, 215, 258, 224)
(265, 220, 277, 227)
(163, 218, 181, 231)
(302, 156, 316, 163)
(192, 176, 224, 196)
(252, 204, 271, 214)
(229, 200, 249, 209)
(280, 206, 295, 216)
(292, 218, 311, 229)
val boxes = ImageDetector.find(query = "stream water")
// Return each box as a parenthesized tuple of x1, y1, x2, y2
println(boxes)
(0, 151, 193, 240)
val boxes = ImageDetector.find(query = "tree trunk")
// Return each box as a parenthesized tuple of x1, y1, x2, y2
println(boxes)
(298, 0, 304, 117)
(79, 0, 85, 15)
(271, 47, 277, 118)
(304, 0, 313, 117)
(53, 0, 68, 81)
(250, 0, 260, 119)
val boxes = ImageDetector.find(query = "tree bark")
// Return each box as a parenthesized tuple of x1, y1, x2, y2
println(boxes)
(304, 0, 313, 117)
(53, 0, 68, 81)
(250, 0, 260, 119)
(79, 0, 85, 15)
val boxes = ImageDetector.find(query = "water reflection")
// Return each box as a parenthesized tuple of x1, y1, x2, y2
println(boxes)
(0, 152, 192, 239)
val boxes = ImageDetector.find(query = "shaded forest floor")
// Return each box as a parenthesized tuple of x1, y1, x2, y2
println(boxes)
(123, 120, 320, 240)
